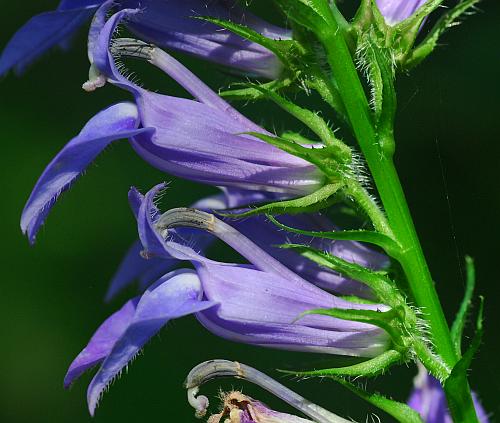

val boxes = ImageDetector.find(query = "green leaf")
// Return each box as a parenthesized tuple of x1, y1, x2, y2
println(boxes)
(267, 215, 401, 257)
(281, 244, 399, 302)
(404, 0, 481, 69)
(273, 0, 333, 33)
(444, 297, 484, 423)
(279, 349, 402, 378)
(357, 33, 396, 154)
(219, 183, 343, 218)
(332, 377, 424, 423)
(450, 255, 476, 357)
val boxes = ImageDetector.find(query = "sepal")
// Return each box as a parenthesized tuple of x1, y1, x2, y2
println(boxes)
(267, 215, 401, 257)
(219, 183, 342, 218)
(444, 297, 484, 422)
(450, 255, 476, 357)
(279, 349, 402, 379)
(402, 0, 481, 69)
(297, 306, 412, 352)
(333, 377, 424, 423)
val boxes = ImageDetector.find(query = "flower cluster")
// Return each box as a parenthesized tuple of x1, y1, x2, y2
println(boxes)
(2, 0, 488, 422)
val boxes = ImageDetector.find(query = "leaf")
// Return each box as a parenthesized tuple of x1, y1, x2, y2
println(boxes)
(219, 183, 343, 219)
(357, 33, 396, 152)
(450, 255, 476, 357)
(444, 297, 484, 423)
(273, 0, 333, 33)
(404, 0, 481, 69)
(267, 215, 401, 257)
(332, 377, 424, 423)
(279, 349, 402, 379)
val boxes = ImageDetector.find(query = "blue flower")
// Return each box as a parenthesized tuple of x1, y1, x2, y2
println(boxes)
(64, 184, 390, 415)
(20, 8, 322, 244)
(1, 0, 289, 78)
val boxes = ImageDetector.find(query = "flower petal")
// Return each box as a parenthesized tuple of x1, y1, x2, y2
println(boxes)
(105, 240, 176, 302)
(0, 7, 94, 76)
(87, 269, 215, 415)
(64, 297, 139, 388)
(195, 262, 389, 357)
(21, 102, 152, 243)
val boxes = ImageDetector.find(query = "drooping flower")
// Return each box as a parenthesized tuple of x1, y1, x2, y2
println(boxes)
(375, 0, 428, 26)
(0, 0, 289, 78)
(20, 8, 322, 244)
(106, 188, 387, 301)
(186, 360, 352, 423)
(408, 364, 489, 423)
(205, 391, 318, 423)
(64, 184, 390, 415)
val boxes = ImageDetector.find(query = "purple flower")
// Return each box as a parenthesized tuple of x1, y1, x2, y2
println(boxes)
(207, 391, 316, 423)
(0, 0, 288, 78)
(107, 188, 387, 301)
(65, 184, 390, 415)
(408, 364, 489, 423)
(20, 8, 321, 244)
(376, 0, 428, 25)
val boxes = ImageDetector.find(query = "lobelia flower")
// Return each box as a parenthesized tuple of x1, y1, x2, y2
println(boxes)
(20, 7, 322, 244)
(206, 391, 317, 423)
(64, 184, 390, 415)
(0, 0, 289, 78)
(375, 0, 428, 25)
(106, 188, 387, 302)
(186, 360, 352, 423)
(408, 363, 489, 423)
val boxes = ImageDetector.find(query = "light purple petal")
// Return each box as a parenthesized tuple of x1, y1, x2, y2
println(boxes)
(376, 0, 428, 25)
(232, 213, 387, 298)
(195, 262, 389, 357)
(87, 269, 216, 415)
(64, 297, 139, 388)
(105, 240, 176, 302)
(123, 0, 289, 78)
(0, 7, 94, 76)
(20, 102, 152, 243)
(408, 366, 489, 423)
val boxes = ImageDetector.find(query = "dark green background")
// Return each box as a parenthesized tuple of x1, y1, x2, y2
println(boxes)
(1, 1, 499, 422)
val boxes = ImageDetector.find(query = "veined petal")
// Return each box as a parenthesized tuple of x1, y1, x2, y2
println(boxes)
(87, 269, 215, 415)
(0, 7, 95, 76)
(195, 262, 389, 357)
(21, 102, 152, 243)
(64, 298, 139, 388)
(123, 0, 290, 78)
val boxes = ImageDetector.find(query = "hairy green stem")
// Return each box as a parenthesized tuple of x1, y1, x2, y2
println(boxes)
(316, 6, 478, 422)
(344, 179, 393, 236)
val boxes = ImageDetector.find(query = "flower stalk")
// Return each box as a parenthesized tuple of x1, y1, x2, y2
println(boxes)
(302, 2, 479, 422)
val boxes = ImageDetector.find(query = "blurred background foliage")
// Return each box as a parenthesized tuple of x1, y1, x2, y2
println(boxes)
(1, 1, 499, 422)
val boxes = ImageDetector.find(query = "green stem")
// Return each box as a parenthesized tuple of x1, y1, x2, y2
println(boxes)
(316, 6, 479, 423)
(344, 180, 393, 237)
